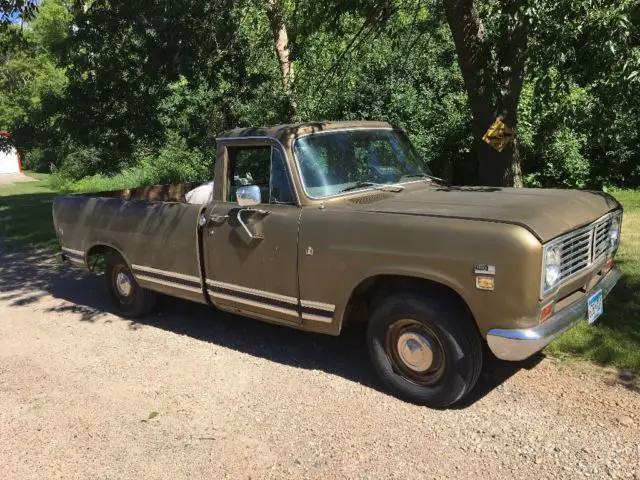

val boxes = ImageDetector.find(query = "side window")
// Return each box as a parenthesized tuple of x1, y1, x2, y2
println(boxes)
(270, 148, 294, 204)
(226, 146, 294, 205)
(227, 147, 271, 203)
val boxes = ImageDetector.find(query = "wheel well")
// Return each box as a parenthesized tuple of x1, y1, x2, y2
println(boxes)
(342, 275, 475, 327)
(86, 245, 120, 271)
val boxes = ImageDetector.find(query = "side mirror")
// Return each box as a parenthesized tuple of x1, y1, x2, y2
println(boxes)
(236, 185, 261, 207)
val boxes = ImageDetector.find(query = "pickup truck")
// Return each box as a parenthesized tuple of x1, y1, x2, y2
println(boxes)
(53, 120, 623, 407)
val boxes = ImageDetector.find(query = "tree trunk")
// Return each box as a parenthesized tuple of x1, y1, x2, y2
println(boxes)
(266, 0, 297, 119)
(476, 138, 523, 187)
(443, 0, 524, 188)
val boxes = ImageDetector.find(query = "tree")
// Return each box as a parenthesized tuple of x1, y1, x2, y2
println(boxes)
(0, 0, 38, 26)
(0, 1, 69, 132)
(1, 1, 39, 57)
(442, 0, 526, 187)
(265, 0, 296, 119)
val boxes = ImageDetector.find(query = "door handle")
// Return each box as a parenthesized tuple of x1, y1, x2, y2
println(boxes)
(237, 208, 269, 240)
(210, 213, 229, 223)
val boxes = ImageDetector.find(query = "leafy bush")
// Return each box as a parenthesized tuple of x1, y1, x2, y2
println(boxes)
(137, 137, 213, 185)
(22, 148, 56, 173)
(55, 138, 214, 193)
(541, 128, 590, 189)
(57, 146, 105, 180)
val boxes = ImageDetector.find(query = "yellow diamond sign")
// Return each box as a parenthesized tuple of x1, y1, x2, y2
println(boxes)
(482, 117, 514, 152)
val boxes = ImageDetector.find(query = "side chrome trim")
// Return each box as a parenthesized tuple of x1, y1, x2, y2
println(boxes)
(300, 299, 335, 313)
(210, 291, 299, 316)
(136, 274, 203, 294)
(132, 264, 201, 283)
(206, 279, 335, 322)
(301, 312, 333, 323)
(60, 247, 85, 265)
(132, 265, 203, 295)
(488, 266, 622, 361)
(62, 246, 84, 257)
(206, 279, 298, 306)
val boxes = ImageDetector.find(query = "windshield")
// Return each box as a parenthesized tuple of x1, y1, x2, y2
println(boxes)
(293, 129, 433, 199)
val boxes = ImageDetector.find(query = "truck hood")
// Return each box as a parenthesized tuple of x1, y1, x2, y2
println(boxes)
(357, 186, 621, 242)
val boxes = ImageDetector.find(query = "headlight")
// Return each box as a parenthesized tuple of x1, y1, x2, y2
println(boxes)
(543, 245, 562, 294)
(609, 215, 621, 251)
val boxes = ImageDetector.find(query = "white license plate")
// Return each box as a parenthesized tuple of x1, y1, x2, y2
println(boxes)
(588, 289, 604, 324)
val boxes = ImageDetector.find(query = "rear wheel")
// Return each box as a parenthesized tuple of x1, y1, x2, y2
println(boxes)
(367, 292, 482, 408)
(105, 252, 156, 318)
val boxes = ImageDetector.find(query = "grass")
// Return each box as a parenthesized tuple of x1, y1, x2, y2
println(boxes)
(0, 172, 59, 251)
(546, 190, 640, 372)
(52, 169, 150, 193)
(1, 173, 639, 372)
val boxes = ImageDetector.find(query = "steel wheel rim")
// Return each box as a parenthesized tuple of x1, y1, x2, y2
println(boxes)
(113, 266, 135, 304)
(386, 319, 446, 386)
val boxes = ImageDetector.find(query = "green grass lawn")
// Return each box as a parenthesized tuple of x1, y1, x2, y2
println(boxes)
(1, 174, 639, 372)
(0, 172, 59, 251)
(546, 190, 640, 372)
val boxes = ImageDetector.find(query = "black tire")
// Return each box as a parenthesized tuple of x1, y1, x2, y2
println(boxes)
(367, 292, 482, 408)
(105, 252, 156, 318)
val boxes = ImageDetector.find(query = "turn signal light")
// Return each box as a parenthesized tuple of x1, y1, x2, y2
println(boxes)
(605, 258, 614, 273)
(475, 276, 495, 291)
(539, 302, 554, 323)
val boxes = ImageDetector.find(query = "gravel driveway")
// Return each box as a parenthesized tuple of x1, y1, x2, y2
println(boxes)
(0, 247, 638, 479)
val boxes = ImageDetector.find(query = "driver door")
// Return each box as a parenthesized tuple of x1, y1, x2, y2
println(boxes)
(202, 141, 301, 325)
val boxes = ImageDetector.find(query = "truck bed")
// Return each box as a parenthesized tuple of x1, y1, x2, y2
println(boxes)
(82, 181, 202, 203)
(53, 182, 209, 304)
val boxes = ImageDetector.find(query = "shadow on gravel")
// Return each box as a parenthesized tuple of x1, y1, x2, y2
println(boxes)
(0, 247, 542, 408)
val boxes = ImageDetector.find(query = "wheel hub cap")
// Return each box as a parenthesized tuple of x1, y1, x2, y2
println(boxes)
(396, 332, 433, 372)
(115, 271, 133, 297)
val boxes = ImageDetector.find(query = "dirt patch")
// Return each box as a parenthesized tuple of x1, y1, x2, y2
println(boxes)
(0, 173, 36, 185)
(0, 249, 639, 479)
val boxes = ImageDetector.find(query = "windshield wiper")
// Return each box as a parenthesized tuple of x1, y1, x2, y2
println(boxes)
(340, 182, 405, 194)
(403, 173, 430, 179)
(340, 181, 377, 193)
(403, 173, 449, 185)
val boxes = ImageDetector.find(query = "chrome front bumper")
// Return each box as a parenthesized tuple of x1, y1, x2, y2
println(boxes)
(487, 266, 623, 361)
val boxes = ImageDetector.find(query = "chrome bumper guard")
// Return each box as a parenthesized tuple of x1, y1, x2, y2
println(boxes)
(487, 266, 623, 361)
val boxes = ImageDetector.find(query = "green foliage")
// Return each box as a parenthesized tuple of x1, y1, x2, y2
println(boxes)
(55, 137, 212, 193)
(0, 42, 67, 128)
(22, 147, 55, 172)
(57, 145, 104, 179)
(2, 0, 640, 189)
(28, 0, 71, 48)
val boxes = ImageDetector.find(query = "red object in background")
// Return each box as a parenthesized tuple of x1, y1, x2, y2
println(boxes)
(0, 131, 23, 173)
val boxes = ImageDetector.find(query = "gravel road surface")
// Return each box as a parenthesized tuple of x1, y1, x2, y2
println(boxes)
(0, 248, 638, 479)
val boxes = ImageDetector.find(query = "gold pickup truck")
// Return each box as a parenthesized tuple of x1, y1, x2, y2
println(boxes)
(53, 121, 623, 407)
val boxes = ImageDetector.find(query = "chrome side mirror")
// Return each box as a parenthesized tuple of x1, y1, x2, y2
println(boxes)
(236, 185, 262, 207)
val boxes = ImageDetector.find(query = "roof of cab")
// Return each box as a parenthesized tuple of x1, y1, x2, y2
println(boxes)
(218, 120, 396, 143)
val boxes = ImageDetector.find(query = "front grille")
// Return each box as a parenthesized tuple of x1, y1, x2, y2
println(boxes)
(559, 229, 592, 281)
(593, 216, 614, 260)
(555, 213, 616, 285)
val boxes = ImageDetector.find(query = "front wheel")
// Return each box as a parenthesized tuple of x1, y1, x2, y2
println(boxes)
(367, 292, 482, 408)
(105, 252, 157, 318)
